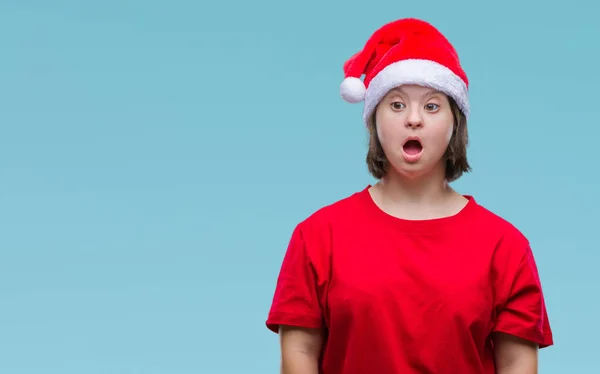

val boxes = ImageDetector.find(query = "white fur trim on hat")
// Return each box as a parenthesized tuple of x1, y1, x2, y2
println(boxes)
(362, 59, 470, 123)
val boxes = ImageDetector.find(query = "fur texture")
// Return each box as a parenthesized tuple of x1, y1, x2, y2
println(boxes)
(363, 59, 469, 123)
(340, 18, 470, 122)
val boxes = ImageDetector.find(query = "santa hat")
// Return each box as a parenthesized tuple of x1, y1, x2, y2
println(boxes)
(340, 18, 470, 123)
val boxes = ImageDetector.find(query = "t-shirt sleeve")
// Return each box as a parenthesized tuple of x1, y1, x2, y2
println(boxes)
(493, 245, 554, 348)
(265, 224, 324, 333)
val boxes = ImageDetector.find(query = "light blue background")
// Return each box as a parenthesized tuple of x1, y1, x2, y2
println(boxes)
(1, 1, 598, 373)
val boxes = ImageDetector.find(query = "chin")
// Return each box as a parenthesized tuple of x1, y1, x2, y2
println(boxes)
(390, 158, 437, 180)
(393, 165, 430, 179)
(397, 169, 428, 180)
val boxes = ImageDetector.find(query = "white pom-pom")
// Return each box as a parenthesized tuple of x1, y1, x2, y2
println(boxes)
(340, 77, 366, 103)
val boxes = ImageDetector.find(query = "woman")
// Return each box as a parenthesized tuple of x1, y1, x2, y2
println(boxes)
(265, 18, 553, 374)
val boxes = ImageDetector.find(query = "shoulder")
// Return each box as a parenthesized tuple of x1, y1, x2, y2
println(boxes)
(287, 187, 370, 256)
(472, 201, 528, 239)
(469, 198, 532, 264)
(276, 188, 369, 272)
(296, 187, 368, 233)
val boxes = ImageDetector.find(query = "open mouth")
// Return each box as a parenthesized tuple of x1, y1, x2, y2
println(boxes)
(403, 139, 423, 155)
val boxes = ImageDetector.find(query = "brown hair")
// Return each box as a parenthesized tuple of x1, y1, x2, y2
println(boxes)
(365, 96, 471, 182)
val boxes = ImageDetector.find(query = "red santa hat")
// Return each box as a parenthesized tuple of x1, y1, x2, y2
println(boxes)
(340, 18, 470, 123)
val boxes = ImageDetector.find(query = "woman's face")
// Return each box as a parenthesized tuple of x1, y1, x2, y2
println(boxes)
(374, 84, 455, 179)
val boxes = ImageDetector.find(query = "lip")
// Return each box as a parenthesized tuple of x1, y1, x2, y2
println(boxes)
(401, 136, 423, 163)
(403, 136, 422, 144)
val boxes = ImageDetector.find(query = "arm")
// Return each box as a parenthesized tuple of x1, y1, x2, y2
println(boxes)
(490, 240, 553, 372)
(280, 325, 324, 374)
(493, 332, 538, 374)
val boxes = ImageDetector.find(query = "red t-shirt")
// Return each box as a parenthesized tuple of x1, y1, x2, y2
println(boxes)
(266, 186, 553, 373)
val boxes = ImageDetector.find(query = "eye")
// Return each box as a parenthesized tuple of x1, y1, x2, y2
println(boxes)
(391, 102, 405, 111)
(425, 103, 440, 112)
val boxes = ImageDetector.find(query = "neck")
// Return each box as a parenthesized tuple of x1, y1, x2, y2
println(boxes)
(369, 162, 469, 221)
(376, 164, 452, 204)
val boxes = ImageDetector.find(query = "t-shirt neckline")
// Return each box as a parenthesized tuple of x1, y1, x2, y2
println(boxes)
(359, 184, 477, 233)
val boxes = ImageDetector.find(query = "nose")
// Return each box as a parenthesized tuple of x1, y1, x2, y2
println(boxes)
(405, 107, 423, 129)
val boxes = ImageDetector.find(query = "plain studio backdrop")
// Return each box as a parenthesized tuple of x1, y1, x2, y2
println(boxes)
(0, 1, 598, 373)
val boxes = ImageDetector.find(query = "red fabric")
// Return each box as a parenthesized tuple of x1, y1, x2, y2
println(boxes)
(342, 18, 468, 88)
(266, 186, 553, 374)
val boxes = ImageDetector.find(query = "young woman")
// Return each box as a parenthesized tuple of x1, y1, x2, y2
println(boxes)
(265, 18, 553, 374)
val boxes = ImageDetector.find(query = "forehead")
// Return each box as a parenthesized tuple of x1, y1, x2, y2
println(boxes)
(386, 84, 444, 97)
